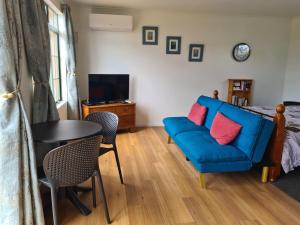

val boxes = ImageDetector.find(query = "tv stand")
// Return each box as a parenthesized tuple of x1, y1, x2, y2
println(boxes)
(82, 101, 136, 132)
(107, 100, 127, 104)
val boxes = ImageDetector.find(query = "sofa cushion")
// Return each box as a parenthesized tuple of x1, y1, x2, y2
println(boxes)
(175, 130, 248, 163)
(251, 119, 275, 163)
(218, 103, 263, 159)
(197, 96, 223, 129)
(163, 117, 207, 137)
(190, 158, 252, 173)
(210, 112, 242, 145)
(188, 103, 207, 125)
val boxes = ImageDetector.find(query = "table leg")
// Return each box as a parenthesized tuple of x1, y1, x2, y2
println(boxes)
(66, 187, 91, 216)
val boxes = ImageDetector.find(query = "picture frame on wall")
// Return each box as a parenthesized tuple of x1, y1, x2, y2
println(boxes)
(142, 26, 158, 45)
(189, 44, 204, 62)
(166, 36, 181, 54)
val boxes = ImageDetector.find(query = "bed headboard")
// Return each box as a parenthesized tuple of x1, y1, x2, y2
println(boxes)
(267, 104, 286, 181)
(283, 101, 300, 106)
(213, 90, 219, 99)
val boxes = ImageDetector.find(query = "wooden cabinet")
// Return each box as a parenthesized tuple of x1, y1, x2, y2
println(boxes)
(82, 102, 136, 132)
(227, 79, 253, 106)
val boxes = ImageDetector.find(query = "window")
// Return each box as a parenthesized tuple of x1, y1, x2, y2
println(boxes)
(45, 5, 62, 102)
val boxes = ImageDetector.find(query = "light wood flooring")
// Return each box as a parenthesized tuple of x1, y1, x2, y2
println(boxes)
(46, 127, 300, 225)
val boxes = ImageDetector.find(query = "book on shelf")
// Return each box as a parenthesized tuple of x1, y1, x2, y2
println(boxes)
(227, 79, 252, 106)
(231, 95, 248, 106)
(232, 80, 251, 91)
(233, 81, 241, 91)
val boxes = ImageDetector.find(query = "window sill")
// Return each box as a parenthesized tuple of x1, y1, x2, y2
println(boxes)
(56, 101, 67, 120)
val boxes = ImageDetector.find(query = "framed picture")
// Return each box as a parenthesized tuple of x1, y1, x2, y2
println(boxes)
(166, 36, 181, 54)
(189, 44, 204, 62)
(142, 26, 158, 45)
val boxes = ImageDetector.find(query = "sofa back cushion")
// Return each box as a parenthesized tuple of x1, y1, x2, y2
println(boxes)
(210, 112, 242, 145)
(197, 96, 223, 129)
(218, 103, 264, 159)
(251, 119, 275, 163)
(188, 103, 207, 125)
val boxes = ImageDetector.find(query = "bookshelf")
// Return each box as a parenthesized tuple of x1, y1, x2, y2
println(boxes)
(227, 79, 253, 106)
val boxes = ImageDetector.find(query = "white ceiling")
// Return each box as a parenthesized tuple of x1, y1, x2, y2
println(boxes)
(72, 0, 300, 17)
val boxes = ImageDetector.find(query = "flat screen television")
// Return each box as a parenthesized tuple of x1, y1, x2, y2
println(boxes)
(88, 74, 129, 104)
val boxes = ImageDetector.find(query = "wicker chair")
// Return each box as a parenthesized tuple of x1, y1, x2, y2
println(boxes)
(40, 135, 111, 225)
(85, 112, 124, 184)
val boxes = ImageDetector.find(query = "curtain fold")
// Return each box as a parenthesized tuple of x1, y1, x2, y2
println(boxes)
(62, 4, 80, 120)
(20, 0, 59, 124)
(0, 0, 45, 224)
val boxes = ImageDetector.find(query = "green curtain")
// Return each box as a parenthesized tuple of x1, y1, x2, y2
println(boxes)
(20, 0, 59, 123)
(0, 0, 45, 224)
(62, 4, 80, 120)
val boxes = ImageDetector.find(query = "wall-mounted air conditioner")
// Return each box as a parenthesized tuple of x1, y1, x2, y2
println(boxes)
(89, 14, 133, 32)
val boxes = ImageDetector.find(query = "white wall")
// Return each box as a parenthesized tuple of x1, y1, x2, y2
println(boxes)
(72, 4, 290, 126)
(283, 17, 300, 101)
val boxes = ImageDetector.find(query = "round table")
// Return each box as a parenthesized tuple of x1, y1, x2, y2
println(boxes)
(32, 120, 102, 143)
(32, 120, 102, 216)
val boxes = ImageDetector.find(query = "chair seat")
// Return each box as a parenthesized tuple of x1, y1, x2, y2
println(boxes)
(163, 117, 206, 137)
(175, 131, 249, 163)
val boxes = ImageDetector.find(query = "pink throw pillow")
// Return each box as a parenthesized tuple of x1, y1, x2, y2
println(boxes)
(210, 112, 242, 145)
(188, 103, 207, 126)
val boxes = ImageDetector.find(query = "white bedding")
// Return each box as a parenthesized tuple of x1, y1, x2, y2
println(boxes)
(247, 106, 300, 173)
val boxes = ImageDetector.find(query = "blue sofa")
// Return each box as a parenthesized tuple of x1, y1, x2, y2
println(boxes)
(163, 96, 275, 188)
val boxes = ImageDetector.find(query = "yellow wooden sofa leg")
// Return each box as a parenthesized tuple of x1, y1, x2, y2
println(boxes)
(199, 173, 206, 189)
(167, 135, 172, 144)
(261, 166, 269, 183)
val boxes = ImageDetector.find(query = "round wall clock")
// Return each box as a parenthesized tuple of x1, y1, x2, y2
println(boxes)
(232, 43, 251, 62)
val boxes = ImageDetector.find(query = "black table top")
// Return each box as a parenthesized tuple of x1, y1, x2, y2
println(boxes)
(31, 120, 102, 144)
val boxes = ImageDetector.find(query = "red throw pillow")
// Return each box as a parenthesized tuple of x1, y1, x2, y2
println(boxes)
(188, 103, 207, 126)
(210, 112, 242, 145)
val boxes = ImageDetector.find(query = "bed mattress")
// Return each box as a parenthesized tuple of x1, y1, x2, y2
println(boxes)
(247, 106, 300, 173)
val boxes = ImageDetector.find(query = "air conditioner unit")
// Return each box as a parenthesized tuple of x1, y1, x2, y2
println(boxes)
(89, 14, 133, 32)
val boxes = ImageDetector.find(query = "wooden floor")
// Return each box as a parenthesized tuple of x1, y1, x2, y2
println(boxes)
(46, 127, 300, 225)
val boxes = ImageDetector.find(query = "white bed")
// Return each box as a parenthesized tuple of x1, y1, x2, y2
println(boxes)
(247, 105, 300, 173)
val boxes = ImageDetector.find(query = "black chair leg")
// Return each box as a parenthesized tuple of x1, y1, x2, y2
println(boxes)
(92, 176, 96, 208)
(50, 185, 59, 225)
(96, 169, 111, 224)
(66, 187, 91, 216)
(113, 144, 124, 184)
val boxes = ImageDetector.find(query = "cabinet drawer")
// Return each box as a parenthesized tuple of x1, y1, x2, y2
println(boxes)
(82, 102, 136, 131)
(115, 105, 135, 116)
(89, 107, 116, 114)
(118, 115, 135, 129)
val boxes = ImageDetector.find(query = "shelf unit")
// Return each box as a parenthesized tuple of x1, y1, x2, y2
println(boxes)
(227, 79, 253, 106)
